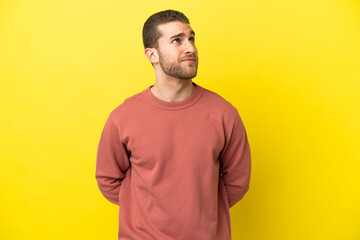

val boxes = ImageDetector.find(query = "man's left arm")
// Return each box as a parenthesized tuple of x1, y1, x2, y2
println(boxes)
(219, 111, 251, 208)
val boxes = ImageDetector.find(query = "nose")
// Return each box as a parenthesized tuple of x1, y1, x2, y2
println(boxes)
(184, 40, 196, 55)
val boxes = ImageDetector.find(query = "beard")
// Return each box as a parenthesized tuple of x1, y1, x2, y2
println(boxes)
(157, 49, 198, 79)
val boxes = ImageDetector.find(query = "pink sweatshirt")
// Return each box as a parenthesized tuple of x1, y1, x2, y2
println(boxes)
(96, 82, 251, 240)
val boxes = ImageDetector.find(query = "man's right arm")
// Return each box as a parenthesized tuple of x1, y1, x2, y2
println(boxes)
(95, 113, 130, 205)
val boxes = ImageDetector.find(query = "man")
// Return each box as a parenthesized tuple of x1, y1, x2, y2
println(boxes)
(96, 9, 251, 240)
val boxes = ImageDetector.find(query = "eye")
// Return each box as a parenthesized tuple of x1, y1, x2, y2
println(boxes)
(172, 38, 180, 43)
(189, 37, 195, 42)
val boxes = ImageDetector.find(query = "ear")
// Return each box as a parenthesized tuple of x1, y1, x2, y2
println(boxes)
(145, 48, 158, 64)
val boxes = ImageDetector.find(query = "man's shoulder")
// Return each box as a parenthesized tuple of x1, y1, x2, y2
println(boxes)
(109, 88, 147, 118)
(201, 86, 239, 116)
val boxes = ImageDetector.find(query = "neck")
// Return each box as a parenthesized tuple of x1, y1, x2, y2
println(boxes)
(150, 78, 195, 102)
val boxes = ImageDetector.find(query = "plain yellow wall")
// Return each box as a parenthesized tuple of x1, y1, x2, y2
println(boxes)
(1, 0, 359, 239)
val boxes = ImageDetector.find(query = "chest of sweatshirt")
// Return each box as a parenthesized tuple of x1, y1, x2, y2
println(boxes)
(110, 90, 238, 193)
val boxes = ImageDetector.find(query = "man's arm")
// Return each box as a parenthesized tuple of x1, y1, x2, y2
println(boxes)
(219, 111, 251, 208)
(95, 113, 130, 205)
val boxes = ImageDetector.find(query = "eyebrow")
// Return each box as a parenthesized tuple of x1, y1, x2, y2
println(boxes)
(169, 30, 195, 39)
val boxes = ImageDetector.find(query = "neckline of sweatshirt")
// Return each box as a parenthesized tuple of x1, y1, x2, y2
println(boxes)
(142, 81, 205, 111)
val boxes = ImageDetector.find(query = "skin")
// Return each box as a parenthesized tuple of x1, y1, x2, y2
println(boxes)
(144, 21, 198, 102)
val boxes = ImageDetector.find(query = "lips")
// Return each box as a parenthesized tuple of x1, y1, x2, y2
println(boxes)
(181, 58, 196, 63)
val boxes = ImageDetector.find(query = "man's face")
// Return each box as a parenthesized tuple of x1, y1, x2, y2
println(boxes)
(155, 21, 198, 79)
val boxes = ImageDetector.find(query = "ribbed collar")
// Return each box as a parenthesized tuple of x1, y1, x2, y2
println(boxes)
(142, 82, 204, 111)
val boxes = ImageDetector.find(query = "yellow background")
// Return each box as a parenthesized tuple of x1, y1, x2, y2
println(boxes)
(1, 0, 359, 239)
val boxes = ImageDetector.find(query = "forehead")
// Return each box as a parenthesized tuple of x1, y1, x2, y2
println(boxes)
(157, 21, 194, 39)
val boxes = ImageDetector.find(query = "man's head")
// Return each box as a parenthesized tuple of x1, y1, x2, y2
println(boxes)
(142, 10, 190, 50)
(143, 10, 198, 80)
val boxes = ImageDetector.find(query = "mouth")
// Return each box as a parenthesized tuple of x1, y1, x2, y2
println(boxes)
(181, 58, 197, 64)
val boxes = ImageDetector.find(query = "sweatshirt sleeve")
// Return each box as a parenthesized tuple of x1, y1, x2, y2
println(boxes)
(219, 111, 251, 208)
(95, 113, 131, 205)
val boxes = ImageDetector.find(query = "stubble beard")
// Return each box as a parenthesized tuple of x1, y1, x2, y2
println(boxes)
(158, 49, 198, 80)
